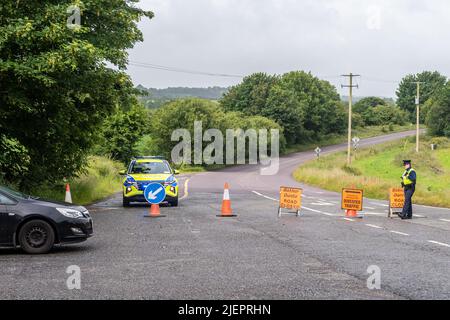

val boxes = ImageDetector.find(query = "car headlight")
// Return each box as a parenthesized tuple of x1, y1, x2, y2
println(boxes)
(56, 208, 84, 219)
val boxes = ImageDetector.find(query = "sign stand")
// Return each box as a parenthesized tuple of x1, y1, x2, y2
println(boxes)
(278, 187, 303, 217)
(143, 183, 167, 218)
(341, 188, 364, 218)
(388, 188, 404, 218)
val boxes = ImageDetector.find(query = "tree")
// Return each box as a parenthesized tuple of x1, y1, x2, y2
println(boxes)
(152, 98, 285, 164)
(266, 71, 346, 143)
(0, 1, 152, 187)
(353, 97, 387, 114)
(396, 71, 447, 120)
(360, 105, 408, 126)
(97, 104, 150, 164)
(220, 73, 279, 115)
(0, 135, 30, 183)
(426, 82, 450, 137)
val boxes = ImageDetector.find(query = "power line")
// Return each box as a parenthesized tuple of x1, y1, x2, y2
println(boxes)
(128, 60, 244, 78)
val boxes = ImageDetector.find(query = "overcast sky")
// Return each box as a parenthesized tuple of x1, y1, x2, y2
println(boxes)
(127, 0, 450, 97)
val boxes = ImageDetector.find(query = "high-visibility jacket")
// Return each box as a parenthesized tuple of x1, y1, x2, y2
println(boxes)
(402, 168, 416, 186)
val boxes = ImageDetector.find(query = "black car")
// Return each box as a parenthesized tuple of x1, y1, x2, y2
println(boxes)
(0, 185, 93, 254)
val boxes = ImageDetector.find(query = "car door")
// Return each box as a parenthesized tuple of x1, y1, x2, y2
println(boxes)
(0, 192, 17, 245)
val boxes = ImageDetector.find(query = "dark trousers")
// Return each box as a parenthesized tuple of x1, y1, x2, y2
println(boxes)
(402, 187, 415, 218)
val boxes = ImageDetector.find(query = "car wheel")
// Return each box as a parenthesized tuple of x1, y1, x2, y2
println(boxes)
(123, 197, 131, 207)
(170, 196, 179, 207)
(18, 220, 55, 254)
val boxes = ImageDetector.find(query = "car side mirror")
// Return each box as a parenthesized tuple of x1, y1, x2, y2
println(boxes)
(119, 169, 126, 175)
(174, 170, 180, 175)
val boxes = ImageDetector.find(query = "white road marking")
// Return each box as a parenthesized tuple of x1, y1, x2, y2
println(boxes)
(180, 178, 190, 200)
(360, 212, 386, 216)
(302, 206, 336, 216)
(370, 202, 389, 207)
(365, 224, 383, 229)
(439, 219, 450, 223)
(252, 191, 279, 202)
(343, 218, 355, 222)
(390, 230, 409, 236)
(428, 240, 450, 248)
(414, 214, 425, 218)
(310, 202, 334, 206)
(365, 206, 376, 210)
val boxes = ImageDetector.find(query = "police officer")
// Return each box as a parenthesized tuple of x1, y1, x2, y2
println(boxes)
(400, 160, 416, 220)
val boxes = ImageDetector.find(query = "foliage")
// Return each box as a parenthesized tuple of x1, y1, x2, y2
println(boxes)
(426, 81, 450, 137)
(0, 1, 152, 188)
(359, 105, 408, 126)
(152, 98, 285, 164)
(96, 104, 151, 164)
(31, 156, 124, 205)
(0, 135, 30, 182)
(294, 137, 450, 208)
(396, 71, 447, 120)
(353, 97, 387, 113)
(220, 71, 346, 145)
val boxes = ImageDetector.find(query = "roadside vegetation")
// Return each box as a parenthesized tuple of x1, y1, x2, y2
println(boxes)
(31, 157, 124, 206)
(293, 136, 450, 208)
(1, 3, 448, 205)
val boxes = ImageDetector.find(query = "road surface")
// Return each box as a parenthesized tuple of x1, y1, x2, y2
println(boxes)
(1, 130, 449, 299)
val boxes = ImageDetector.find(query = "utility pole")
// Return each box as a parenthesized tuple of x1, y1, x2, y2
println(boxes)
(341, 73, 360, 165)
(412, 82, 424, 153)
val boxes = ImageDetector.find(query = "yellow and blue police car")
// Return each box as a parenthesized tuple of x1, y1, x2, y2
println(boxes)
(120, 157, 179, 207)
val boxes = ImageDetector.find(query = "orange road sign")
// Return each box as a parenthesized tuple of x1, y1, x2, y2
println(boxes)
(279, 187, 302, 217)
(390, 188, 405, 209)
(342, 188, 364, 211)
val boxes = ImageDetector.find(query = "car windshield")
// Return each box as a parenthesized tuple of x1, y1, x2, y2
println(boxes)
(129, 162, 171, 175)
(0, 185, 30, 200)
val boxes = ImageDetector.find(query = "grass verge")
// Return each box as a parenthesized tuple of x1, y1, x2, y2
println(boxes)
(32, 156, 124, 205)
(293, 135, 450, 208)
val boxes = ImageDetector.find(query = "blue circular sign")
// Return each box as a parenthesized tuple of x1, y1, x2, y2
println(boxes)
(144, 183, 166, 205)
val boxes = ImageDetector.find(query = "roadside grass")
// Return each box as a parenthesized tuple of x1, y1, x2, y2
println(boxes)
(293, 136, 450, 208)
(285, 124, 418, 154)
(32, 156, 124, 205)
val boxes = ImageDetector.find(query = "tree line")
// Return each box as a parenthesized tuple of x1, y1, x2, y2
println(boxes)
(1, 2, 449, 190)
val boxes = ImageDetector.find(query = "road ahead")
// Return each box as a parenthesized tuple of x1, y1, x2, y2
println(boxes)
(1, 130, 449, 299)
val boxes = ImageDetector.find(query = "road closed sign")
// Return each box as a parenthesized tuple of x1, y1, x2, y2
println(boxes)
(390, 188, 405, 209)
(279, 187, 302, 210)
(342, 188, 364, 211)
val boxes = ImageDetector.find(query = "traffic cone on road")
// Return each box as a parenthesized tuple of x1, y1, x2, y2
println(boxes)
(144, 204, 166, 218)
(345, 209, 363, 219)
(217, 183, 237, 217)
(65, 184, 72, 204)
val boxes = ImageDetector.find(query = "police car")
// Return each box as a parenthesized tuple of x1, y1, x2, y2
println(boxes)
(120, 157, 180, 207)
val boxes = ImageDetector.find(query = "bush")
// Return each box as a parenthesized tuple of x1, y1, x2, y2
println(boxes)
(426, 82, 450, 137)
(0, 135, 30, 183)
(152, 98, 286, 165)
(361, 105, 408, 126)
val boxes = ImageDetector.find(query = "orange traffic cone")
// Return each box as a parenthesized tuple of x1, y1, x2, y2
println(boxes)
(65, 184, 72, 204)
(217, 183, 237, 217)
(345, 209, 362, 219)
(144, 204, 166, 218)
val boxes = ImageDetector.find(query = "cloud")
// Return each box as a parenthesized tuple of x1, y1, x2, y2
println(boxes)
(127, 0, 450, 97)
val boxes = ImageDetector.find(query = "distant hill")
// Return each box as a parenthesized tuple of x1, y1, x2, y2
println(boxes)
(136, 85, 229, 108)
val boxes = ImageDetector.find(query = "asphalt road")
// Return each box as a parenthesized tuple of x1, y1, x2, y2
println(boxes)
(1, 130, 449, 299)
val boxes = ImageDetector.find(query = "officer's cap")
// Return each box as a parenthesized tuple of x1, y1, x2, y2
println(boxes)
(403, 160, 412, 165)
